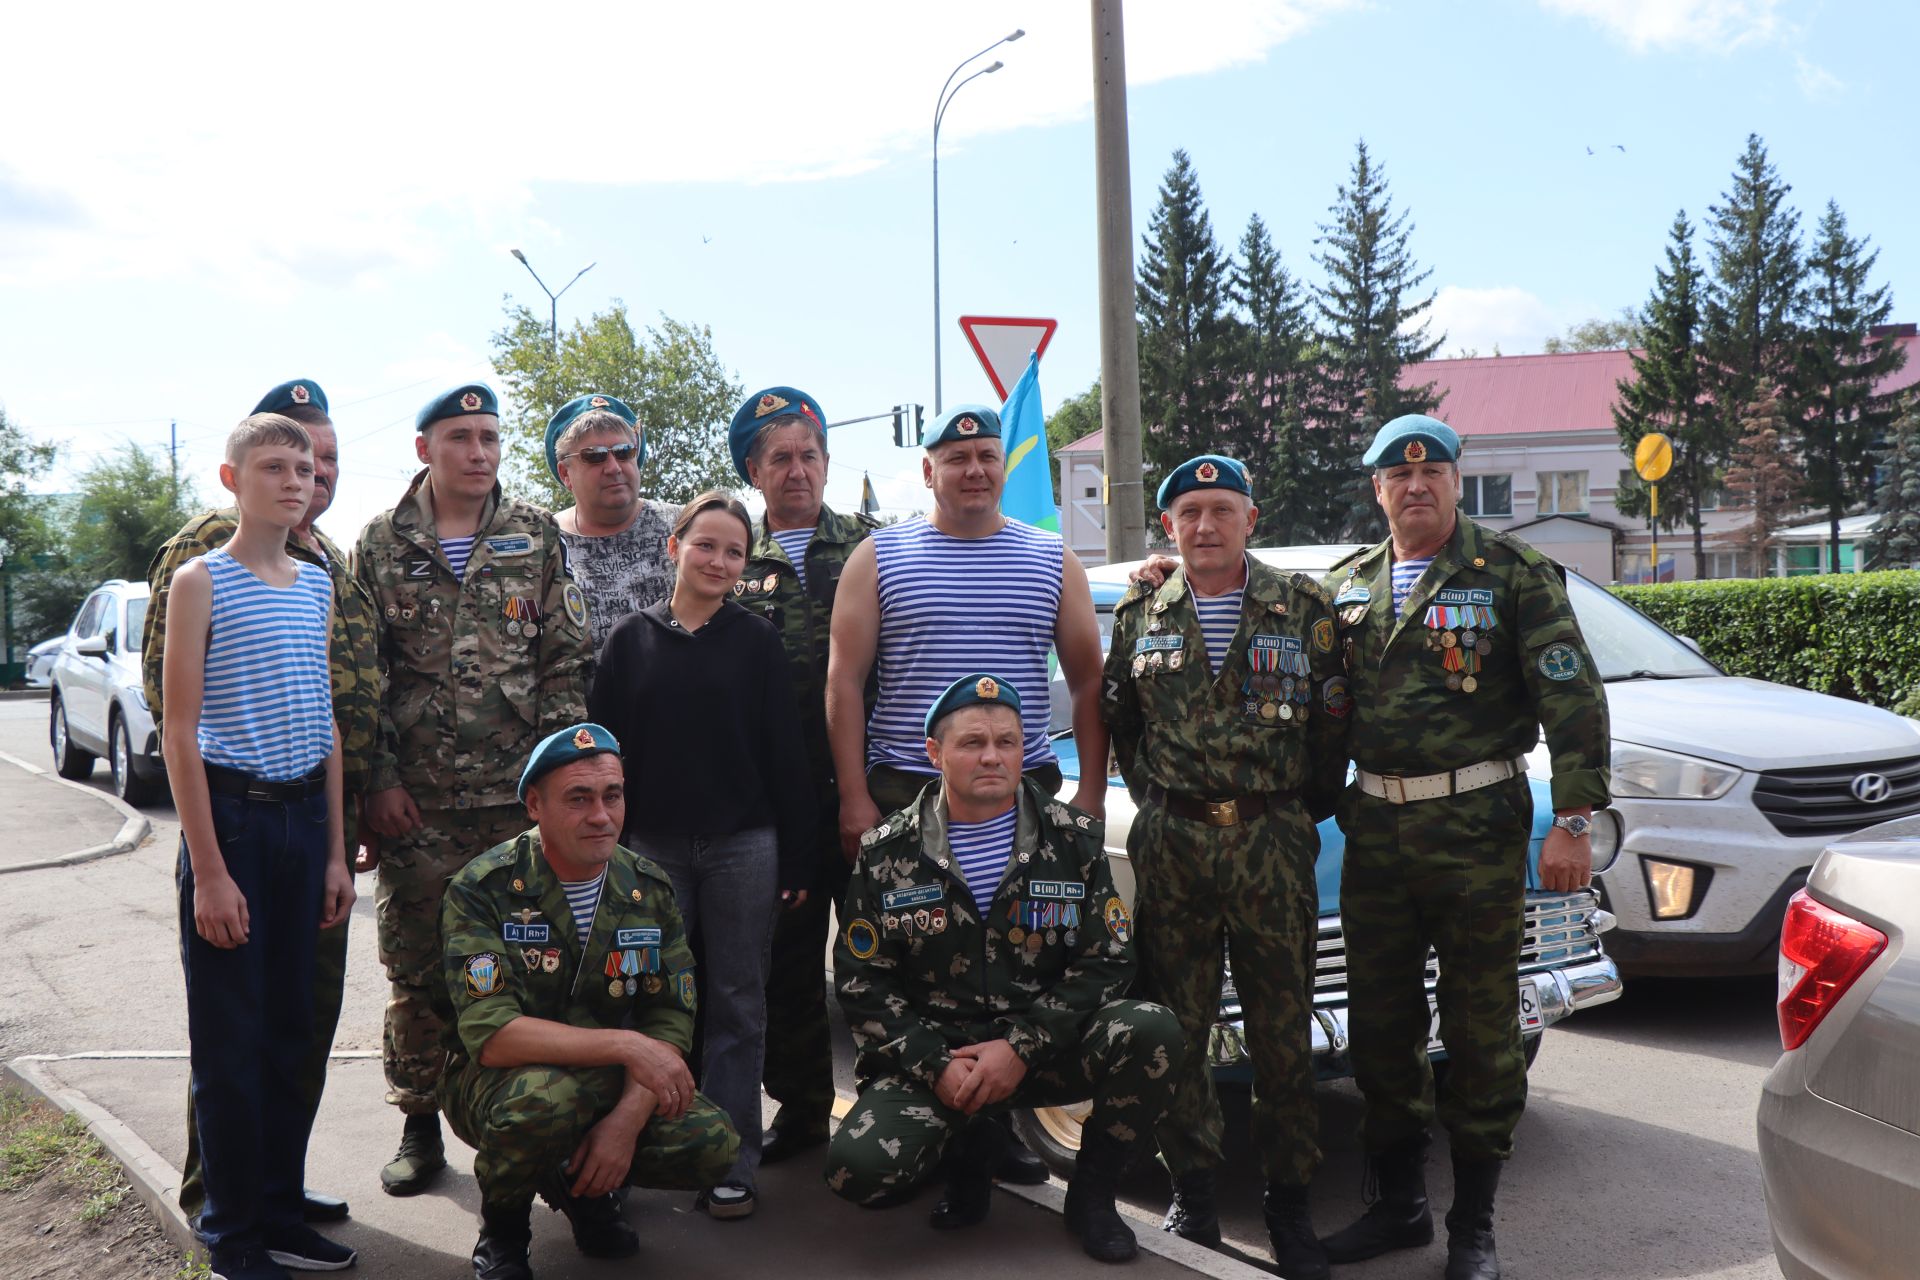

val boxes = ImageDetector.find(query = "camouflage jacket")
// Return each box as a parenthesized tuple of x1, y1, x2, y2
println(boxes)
(835, 778, 1131, 1088)
(1323, 516, 1611, 811)
(142, 508, 381, 794)
(435, 828, 696, 1065)
(1103, 558, 1349, 818)
(734, 504, 879, 795)
(354, 472, 590, 806)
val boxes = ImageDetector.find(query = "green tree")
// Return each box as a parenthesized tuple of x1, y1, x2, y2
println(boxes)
(1795, 199, 1906, 572)
(1045, 378, 1101, 453)
(1135, 150, 1240, 519)
(491, 301, 741, 509)
(66, 445, 200, 583)
(1701, 135, 1805, 497)
(1544, 308, 1645, 353)
(1612, 211, 1717, 576)
(1862, 399, 1920, 571)
(0, 405, 57, 565)
(1308, 139, 1444, 541)
(1227, 213, 1315, 542)
(1721, 393, 1803, 576)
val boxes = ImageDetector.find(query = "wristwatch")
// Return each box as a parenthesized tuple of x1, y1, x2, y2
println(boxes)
(1552, 814, 1593, 839)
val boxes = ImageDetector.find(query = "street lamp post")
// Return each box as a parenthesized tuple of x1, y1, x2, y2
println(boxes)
(933, 28, 1023, 414)
(510, 249, 597, 352)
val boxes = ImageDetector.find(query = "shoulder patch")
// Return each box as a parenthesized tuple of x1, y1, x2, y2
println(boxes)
(1114, 582, 1150, 613)
(1288, 571, 1333, 606)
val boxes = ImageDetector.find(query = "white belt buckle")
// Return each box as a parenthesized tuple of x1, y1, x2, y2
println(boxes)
(1382, 775, 1407, 805)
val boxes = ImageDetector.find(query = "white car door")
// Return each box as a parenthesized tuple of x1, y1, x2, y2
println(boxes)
(63, 592, 112, 745)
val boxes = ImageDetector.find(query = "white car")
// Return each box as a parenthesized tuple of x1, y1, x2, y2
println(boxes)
(48, 580, 167, 805)
(23, 635, 62, 687)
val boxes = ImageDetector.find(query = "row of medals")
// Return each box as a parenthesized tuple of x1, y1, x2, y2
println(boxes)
(1006, 923, 1076, 951)
(502, 596, 542, 637)
(1244, 673, 1308, 721)
(1428, 627, 1494, 692)
(606, 950, 662, 997)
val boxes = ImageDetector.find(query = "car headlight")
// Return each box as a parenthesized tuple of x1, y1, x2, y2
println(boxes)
(1589, 809, 1621, 873)
(1610, 742, 1741, 800)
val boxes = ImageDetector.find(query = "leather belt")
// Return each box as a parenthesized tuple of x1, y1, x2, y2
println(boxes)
(1144, 784, 1294, 828)
(204, 762, 328, 802)
(1355, 757, 1526, 805)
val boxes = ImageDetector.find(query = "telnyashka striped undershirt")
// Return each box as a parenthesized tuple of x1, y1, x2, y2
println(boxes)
(769, 527, 814, 590)
(948, 805, 1017, 917)
(441, 535, 478, 580)
(196, 549, 333, 782)
(1391, 556, 1434, 618)
(1192, 588, 1244, 673)
(559, 871, 605, 948)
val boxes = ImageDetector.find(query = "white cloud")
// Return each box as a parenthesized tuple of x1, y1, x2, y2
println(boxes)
(1425, 286, 1565, 358)
(1795, 55, 1844, 100)
(1538, 0, 1784, 52)
(0, 0, 1355, 294)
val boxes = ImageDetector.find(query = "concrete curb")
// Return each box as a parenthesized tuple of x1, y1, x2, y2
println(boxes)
(5, 1054, 199, 1259)
(0, 688, 51, 701)
(0, 747, 151, 874)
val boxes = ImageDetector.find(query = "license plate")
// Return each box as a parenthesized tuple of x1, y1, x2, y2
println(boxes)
(1425, 982, 1545, 1054)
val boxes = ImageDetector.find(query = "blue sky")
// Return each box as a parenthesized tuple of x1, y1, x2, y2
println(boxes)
(2, 0, 1913, 543)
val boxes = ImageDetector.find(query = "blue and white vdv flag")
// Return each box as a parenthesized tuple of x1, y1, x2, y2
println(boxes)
(998, 351, 1058, 533)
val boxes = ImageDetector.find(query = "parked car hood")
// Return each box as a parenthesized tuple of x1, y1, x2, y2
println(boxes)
(1605, 675, 1920, 770)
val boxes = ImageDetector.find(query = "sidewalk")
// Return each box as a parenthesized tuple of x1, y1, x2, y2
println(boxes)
(0, 745, 149, 872)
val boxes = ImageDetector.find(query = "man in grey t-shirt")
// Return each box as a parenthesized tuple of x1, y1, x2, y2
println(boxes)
(544, 394, 680, 657)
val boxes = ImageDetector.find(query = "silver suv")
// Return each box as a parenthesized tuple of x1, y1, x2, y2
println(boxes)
(48, 580, 166, 806)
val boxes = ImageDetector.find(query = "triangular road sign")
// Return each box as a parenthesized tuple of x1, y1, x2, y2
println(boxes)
(957, 315, 1058, 401)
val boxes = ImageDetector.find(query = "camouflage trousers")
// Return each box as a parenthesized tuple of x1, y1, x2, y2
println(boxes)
(440, 1059, 740, 1214)
(378, 803, 527, 1114)
(180, 806, 360, 1218)
(823, 999, 1183, 1207)
(1129, 798, 1322, 1185)
(761, 807, 850, 1134)
(1339, 776, 1531, 1161)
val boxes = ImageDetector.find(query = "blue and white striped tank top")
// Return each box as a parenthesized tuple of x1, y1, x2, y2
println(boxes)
(197, 549, 334, 782)
(949, 805, 1017, 916)
(869, 517, 1063, 773)
(1391, 556, 1434, 618)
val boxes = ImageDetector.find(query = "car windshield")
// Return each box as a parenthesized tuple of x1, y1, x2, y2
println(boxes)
(126, 598, 147, 653)
(1561, 573, 1718, 681)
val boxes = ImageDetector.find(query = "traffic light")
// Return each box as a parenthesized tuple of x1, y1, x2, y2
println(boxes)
(892, 404, 924, 449)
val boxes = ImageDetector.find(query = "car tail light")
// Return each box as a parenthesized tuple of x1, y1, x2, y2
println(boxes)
(1777, 889, 1888, 1051)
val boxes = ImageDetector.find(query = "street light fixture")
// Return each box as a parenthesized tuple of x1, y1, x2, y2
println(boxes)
(510, 249, 597, 352)
(932, 28, 1023, 414)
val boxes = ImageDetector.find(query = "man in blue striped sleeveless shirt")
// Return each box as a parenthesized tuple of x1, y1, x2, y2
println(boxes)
(161, 414, 358, 1280)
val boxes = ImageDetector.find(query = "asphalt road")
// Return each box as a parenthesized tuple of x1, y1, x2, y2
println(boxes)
(0, 695, 1785, 1278)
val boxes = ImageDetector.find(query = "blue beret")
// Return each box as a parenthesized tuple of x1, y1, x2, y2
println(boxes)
(252, 379, 328, 417)
(1156, 454, 1253, 510)
(545, 393, 643, 480)
(729, 387, 825, 482)
(1363, 414, 1461, 467)
(922, 404, 1001, 449)
(924, 672, 1024, 738)
(519, 722, 622, 801)
(416, 383, 499, 432)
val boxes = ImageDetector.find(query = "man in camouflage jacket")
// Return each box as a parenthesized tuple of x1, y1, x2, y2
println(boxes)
(355, 383, 591, 1195)
(1102, 454, 1347, 1278)
(726, 385, 878, 1164)
(438, 724, 737, 1280)
(826, 674, 1182, 1265)
(141, 378, 377, 1226)
(1317, 415, 1609, 1280)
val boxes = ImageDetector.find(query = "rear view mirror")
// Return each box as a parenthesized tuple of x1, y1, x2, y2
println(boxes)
(1679, 636, 1703, 655)
(74, 635, 108, 657)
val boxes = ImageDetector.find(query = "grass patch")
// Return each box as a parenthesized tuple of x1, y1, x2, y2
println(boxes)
(0, 1087, 132, 1208)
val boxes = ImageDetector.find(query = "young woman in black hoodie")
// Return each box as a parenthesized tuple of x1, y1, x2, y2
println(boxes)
(587, 490, 814, 1219)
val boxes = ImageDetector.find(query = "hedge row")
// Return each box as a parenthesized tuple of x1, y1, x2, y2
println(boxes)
(1610, 571, 1920, 714)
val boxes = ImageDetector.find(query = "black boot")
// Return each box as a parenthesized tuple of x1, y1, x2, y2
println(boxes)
(1443, 1155, 1502, 1280)
(991, 1113, 1050, 1186)
(1063, 1128, 1138, 1264)
(929, 1117, 1004, 1230)
(1264, 1183, 1330, 1280)
(1161, 1168, 1222, 1248)
(472, 1205, 534, 1280)
(1319, 1137, 1434, 1263)
(381, 1112, 448, 1196)
(537, 1163, 639, 1259)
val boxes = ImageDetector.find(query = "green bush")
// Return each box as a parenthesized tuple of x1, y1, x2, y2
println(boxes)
(1610, 571, 1920, 711)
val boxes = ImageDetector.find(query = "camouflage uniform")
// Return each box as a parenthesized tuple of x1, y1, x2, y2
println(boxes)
(825, 779, 1183, 1205)
(437, 830, 739, 1213)
(732, 504, 877, 1132)
(1324, 515, 1609, 1161)
(143, 509, 381, 1217)
(1101, 561, 1347, 1186)
(357, 472, 591, 1112)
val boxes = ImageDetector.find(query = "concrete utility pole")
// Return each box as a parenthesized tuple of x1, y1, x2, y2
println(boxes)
(1091, 0, 1146, 562)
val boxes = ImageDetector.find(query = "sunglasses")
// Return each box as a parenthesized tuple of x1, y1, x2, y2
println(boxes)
(561, 443, 640, 466)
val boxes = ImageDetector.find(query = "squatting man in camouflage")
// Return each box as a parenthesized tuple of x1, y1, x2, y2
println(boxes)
(826, 674, 1184, 1264)
(356, 383, 591, 1197)
(1104, 454, 1348, 1280)
(437, 723, 739, 1280)
(1318, 415, 1609, 1280)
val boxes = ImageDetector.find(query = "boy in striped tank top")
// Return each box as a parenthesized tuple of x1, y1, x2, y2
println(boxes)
(162, 414, 355, 1280)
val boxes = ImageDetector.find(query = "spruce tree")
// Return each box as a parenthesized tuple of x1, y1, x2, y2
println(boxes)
(1701, 135, 1805, 490)
(1613, 211, 1714, 576)
(1863, 399, 1920, 570)
(1309, 139, 1444, 542)
(1796, 199, 1907, 571)
(1136, 150, 1239, 511)
(1721, 392, 1804, 576)
(1227, 213, 1314, 542)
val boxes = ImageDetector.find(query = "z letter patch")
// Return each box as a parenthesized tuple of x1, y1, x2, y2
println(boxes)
(465, 952, 503, 999)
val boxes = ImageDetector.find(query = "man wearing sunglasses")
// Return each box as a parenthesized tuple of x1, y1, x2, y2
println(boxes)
(546, 395, 680, 659)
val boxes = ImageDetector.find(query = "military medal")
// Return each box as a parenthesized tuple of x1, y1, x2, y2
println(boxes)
(1260, 702, 1277, 720)
(1446, 673, 1463, 691)
(644, 974, 662, 995)
(1476, 638, 1492, 655)
(1278, 703, 1294, 720)
(1008, 926, 1026, 944)
(1026, 932, 1044, 954)
(1046, 929, 1058, 946)
(1441, 630, 1458, 648)
(1462, 676, 1479, 692)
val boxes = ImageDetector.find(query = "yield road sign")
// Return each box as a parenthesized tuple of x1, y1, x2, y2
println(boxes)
(957, 315, 1058, 401)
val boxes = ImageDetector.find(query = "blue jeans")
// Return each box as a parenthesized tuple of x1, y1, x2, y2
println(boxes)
(629, 826, 777, 1190)
(176, 788, 327, 1251)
